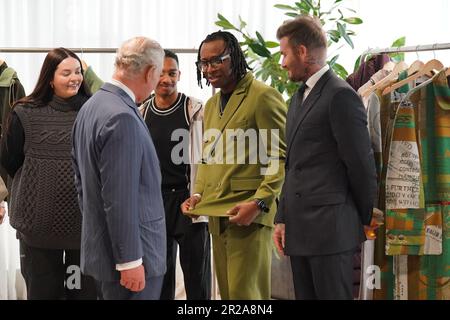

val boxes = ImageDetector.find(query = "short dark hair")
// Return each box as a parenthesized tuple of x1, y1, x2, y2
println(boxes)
(276, 15, 327, 51)
(196, 31, 251, 88)
(14, 47, 91, 107)
(164, 49, 179, 66)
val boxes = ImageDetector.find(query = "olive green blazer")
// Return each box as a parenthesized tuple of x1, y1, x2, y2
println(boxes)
(191, 73, 287, 233)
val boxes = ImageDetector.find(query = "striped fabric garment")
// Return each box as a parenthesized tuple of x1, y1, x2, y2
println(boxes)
(376, 70, 450, 300)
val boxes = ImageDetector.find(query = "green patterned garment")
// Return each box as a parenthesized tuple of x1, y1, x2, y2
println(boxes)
(374, 71, 450, 299)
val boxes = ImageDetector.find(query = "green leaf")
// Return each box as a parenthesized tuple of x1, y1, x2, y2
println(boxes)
(328, 54, 339, 67)
(272, 51, 282, 62)
(391, 36, 406, 48)
(303, 0, 315, 10)
(332, 62, 348, 79)
(285, 12, 299, 18)
(238, 15, 247, 30)
(265, 41, 280, 48)
(353, 55, 362, 72)
(248, 43, 272, 58)
(337, 22, 354, 49)
(274, 4, 298, 11)
(389, 37, 406, 62)
(215, 21, 234, 30)
(327, 29, 340, 42)
(256, 31, 266, 45)
(390, 53, 405, 63)
(342, 17, 363, 24)
(215, 14, 236, 30)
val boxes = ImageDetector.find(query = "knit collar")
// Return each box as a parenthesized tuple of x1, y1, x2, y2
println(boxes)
(48, 94, 88, 112)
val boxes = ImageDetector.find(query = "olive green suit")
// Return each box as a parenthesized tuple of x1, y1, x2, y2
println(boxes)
(193, 73, 287, 299)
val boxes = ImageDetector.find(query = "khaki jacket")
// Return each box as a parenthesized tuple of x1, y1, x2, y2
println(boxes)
(191, 73, 287, 233)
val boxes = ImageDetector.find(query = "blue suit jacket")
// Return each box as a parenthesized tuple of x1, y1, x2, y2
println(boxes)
(72, 83, 166, 281)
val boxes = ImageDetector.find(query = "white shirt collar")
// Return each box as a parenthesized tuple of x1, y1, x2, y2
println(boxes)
(110, 78, 136, 103)
(305, 64, 329, 91)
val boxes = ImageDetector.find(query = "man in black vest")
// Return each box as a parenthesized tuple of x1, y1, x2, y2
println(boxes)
(140, 50, 211, 300)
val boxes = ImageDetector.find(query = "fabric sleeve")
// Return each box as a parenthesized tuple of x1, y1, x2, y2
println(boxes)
(0, 111, 25, 178)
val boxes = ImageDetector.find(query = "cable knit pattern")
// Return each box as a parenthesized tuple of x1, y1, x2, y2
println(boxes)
(9, 95, 87, 249)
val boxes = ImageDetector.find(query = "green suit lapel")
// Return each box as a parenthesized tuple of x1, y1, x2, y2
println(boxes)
(206, 73, 253, 158)
(217, 73, 253, 133)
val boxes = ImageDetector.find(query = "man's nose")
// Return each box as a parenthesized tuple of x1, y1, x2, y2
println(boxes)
(160, 74, 171, 83)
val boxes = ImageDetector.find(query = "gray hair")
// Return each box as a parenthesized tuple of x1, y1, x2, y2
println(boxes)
(115, 36, 164, 76)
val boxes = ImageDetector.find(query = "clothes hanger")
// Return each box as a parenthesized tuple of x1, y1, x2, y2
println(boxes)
(407, 60, 425, 76)
(383, 61, 396, 72)
(360, 60, 409, 98)
(382, 59, 444, 96)
(407, 47, 424, 76)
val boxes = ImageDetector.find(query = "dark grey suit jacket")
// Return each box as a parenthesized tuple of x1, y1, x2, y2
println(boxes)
(275, 70, 376, 256)
(72, 83, 166, 281)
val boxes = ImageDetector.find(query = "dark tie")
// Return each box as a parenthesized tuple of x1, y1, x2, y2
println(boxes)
(298, 83, 307, 105)
(293, 83, 307, 118)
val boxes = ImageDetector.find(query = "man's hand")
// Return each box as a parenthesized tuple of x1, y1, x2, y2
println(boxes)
(273, 223, 286, 256)
(180, 194, 201, 218)
(0, 206, 6, 224)
(364, 216, 382, 240)
(120, 264, 145, 292)
(227, 201, 260, 226)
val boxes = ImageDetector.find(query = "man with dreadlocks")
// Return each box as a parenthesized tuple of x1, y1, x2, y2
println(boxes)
(181, 31, 287, 299)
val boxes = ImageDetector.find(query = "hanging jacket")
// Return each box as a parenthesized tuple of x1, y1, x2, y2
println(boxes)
(0, 62, 26, 183)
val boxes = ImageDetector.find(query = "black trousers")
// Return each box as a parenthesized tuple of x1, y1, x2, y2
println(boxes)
(160, 188, 211, 300)
(290, 248, 356, 300)
(19, 240, 97, 300)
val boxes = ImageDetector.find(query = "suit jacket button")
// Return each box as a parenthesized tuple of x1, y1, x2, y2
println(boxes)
(296, 193, 301, 197)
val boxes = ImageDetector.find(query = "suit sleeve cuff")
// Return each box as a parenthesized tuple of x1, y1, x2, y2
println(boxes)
(116, 258, 142, 271)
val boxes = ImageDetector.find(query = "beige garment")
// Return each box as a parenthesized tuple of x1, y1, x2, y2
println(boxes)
(0, 177, 7, 201)
(358, 69, 391, 108)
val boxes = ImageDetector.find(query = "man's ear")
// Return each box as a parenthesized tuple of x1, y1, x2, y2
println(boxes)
(297, 44, 308, 59)
(177, 70, 181, 81)
(146, 65, 156, 82)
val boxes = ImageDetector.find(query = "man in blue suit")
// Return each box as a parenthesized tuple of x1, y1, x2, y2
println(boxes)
(72, 36, 166, 300)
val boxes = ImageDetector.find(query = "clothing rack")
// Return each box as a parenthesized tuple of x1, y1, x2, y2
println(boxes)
(360, 42, 450, 61)
(0, 47, 198, 54)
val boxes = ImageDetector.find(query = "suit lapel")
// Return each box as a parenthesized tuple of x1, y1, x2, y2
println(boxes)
(217, 87, 247, 133)
(216, 73, 252, 133)
(206, 73, 252, 157)
(287, 70, 332, 155)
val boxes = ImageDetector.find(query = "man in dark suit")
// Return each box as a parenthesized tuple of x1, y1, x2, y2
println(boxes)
(72, 37, 166, 300)
(273, 16, 377, 300)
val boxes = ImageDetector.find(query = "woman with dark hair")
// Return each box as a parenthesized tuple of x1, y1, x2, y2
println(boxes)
(0, 48, 97, 300)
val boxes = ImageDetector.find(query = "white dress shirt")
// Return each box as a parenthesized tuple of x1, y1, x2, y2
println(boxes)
(303, 64, 330, 102)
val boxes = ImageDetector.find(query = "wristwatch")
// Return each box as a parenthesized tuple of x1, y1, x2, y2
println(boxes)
(254, 198, 269, 213)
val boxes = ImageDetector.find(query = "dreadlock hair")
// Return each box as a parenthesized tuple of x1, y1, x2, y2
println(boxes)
(196, 31, 251, 88)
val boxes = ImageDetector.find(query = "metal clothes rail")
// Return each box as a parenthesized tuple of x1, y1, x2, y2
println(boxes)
(360, 42, 450, 61)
